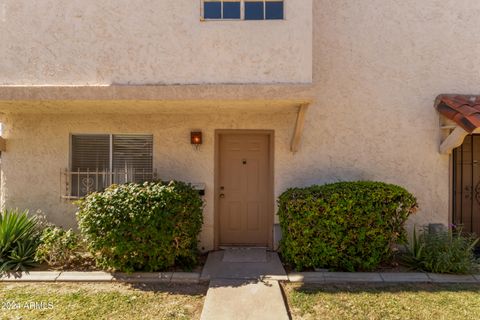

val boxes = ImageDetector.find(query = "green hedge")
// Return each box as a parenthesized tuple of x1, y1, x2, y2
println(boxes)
(76, 181, 203, 272)
(278, 181, 417, 271)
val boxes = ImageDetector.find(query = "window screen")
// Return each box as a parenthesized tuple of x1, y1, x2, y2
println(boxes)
(204, 1, 222, 19)
(265, 1, 284, 20)
(245, 1, 264, 20)
(223, 2, 241, 19)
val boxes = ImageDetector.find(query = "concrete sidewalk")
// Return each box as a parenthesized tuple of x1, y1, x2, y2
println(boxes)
(200, 279, 289, 320)
(288, 272, 480, 283)
(2, 270, 479, 284)
(0, 271, 201, 283)
(200, 249, 289, 320)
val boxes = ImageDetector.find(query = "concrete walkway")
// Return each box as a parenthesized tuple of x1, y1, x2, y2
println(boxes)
(0, 271, 201, 283)
(200, 248, 289, 320)
(289, 271, 480, 283)
(2, 270, 479, 284)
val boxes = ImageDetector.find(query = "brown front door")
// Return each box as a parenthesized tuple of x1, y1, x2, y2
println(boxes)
(453, 134, 480, 236)
(217, 132, 272, 247)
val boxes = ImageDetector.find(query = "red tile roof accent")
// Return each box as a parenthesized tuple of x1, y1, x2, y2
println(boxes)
(435, 95, 480, 133)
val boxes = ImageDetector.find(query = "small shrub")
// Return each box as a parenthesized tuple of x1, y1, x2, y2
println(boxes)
(76, 181, 203, 272)
(404, 226, 479, 274)
(0, 209, 40, 272)
(35, 226, 92, 269)
(278, 181, 417, 271)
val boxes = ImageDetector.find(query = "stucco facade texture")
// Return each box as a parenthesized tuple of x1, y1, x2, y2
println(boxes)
(1, 1, 480, 250)
(0, 0, 312, 85)
(1, 109, 300, 250)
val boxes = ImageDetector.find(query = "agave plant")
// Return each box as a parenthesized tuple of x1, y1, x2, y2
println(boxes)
(1, 240, 38, 272)
(404, 225, 479, 274)
(403, 227, 425, 267)
(0, 209, 40, 273)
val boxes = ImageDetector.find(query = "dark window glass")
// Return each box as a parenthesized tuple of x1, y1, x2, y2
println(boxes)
(71, 135, 110, 171)
(71, 134, 110, 196)
(245, 2, 264, 20)
(266, 1, 283, 20)
(70, 134, 154, 196)
(223, 2, 241, 19)
(112, 135, 153, 184)
(204, 1, 222, 19)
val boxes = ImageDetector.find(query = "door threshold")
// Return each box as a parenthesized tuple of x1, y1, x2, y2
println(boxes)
(219, 246, 268, 250)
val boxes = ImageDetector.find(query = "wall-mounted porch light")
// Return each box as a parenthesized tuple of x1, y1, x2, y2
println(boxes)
(191, 131, 203, 150)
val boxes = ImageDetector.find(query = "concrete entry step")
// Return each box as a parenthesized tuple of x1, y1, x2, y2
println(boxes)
(222, 247, 267, 263)
(201, 250, 287, 281)
(200, 279, 289, 320)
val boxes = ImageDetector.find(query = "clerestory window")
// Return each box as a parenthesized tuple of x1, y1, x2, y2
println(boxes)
(202, 1, 284, 20)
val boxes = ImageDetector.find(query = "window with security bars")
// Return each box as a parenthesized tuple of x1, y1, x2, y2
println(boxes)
(202, 0, 284, 20)
(66, 134, 154, 198)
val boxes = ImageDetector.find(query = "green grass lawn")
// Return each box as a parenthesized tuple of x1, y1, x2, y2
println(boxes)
(0, 282, 207, 320)
(283, 283, 480, 320)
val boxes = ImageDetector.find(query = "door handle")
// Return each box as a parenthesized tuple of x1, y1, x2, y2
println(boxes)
(219, 193, 225, 198)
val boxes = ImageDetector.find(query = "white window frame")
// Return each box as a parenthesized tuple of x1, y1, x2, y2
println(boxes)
(201, 0, 285, 21)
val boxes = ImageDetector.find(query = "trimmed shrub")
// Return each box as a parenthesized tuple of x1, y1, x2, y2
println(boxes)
(35, 226, 93, 269)
(76, 181, 203, 272)
(404, 226, 479, 274)
(0, 209, 40, 272)
(278, 181, 417, 271)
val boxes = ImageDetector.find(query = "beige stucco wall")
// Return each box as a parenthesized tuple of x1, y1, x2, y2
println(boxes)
(0, 109, 299, 250)
(309, 0, 480, 229)
(0, 0, 312, 85)
(1, 1, 480, 250)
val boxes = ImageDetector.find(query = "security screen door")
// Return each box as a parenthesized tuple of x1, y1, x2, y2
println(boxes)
(453, 134, 480, 237)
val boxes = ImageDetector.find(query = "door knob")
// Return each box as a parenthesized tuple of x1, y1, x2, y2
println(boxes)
(219, 193, 225, 198)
